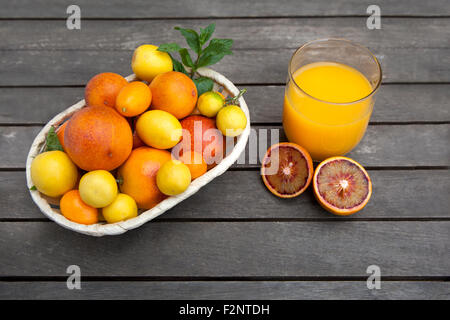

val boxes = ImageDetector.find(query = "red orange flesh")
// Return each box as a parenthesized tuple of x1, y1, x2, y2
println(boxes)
(261, 142, 313, 198)
(313, 156, 372, 215)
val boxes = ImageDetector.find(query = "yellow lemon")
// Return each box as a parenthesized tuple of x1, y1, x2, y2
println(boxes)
(79, 170, 118, 208)
(30, 151, 78, 197)
(102, 193, 138, 223)
(132, 45, 173, 82)
(136, 110, 182, 149)
(216, 105, 247, 137)
(156, 160, 191, 196)
(197, 91, 224, 117)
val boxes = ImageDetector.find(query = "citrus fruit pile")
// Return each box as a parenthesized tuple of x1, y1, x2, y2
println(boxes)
(30, 43, 247, 226)
(261, 143, 372, 215)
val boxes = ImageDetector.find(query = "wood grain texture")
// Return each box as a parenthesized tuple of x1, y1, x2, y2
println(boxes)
(1, 48, 449, 86)
(1, 85, 449, 124)
(1, 125, 448, 169)
(2, 170, 449, 220)
(0, 221, 448, 277)
(2, 19, 448, 51)
(0, 0, 447, 18)
(1, 281, 448, 300)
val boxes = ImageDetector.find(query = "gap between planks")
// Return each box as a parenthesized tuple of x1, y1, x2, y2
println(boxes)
(0, 16, 449, 21)
(1, 218, 450, 223)
(0, 276, 449, 282)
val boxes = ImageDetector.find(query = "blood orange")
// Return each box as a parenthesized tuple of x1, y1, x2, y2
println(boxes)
(261, 142, 313, 198)
(313, 156, 372, 215)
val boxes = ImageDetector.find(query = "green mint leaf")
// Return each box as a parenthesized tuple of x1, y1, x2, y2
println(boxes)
(45, 126, 64, 152)
(157, 43, 182, 53)
(193, 77, 214, 96)
(197, 38, 233, 68)
(174, 27, 201, 54)
(201, 38, 233, 56)
(30, 185, 37, 191)
(197, 53, 227, 69)
(168, 54, 189, 75)
(199, 23, 215, 46)
(179, 48, 195, 68)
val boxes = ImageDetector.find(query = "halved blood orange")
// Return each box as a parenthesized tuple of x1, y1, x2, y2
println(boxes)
(261, 142, 313, 198)
(313, 156, 372, 215)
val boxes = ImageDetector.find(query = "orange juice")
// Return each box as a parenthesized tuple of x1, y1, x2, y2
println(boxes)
(283, 61, 374, 160)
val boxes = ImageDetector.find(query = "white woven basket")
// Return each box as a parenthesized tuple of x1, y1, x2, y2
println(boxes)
(26, 68, 250, 236)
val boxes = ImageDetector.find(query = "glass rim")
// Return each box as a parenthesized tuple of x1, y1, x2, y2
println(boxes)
(288, 38, 383, 105)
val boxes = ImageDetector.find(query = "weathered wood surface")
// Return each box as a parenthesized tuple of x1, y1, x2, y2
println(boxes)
(1, 125, 448, 169)
(1, 281, 448, 300)
(0, 0, 447, 18)
(1, 0, 449, 300)
(2, 170, 449, 220)
(1, 18, 449, 86)
(3, 19, 448, 50)
(2, 48, 448, 86)
(2, 85, 450, 124)
(0, 221, 448, 277)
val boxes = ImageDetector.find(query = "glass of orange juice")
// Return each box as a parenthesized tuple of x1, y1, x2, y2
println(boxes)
(283, 39, 382, 161)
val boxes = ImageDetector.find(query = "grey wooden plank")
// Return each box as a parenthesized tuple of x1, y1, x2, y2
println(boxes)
(2, 170, 449, 220)
(0, 221, 448, 276)
(1, 48, 448, 86)
(0, 0, 447, 18)
(245, 84, 450, 124)
(1, 125, 448, 169)
(2, 19, 448, 51)
(237, 124, 450, 168)
(0, 281, 448, 300)
(2, 84, 448, 124)
(0, 126, 42, 168)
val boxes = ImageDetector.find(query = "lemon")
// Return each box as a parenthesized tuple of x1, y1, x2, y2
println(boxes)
(30, 151, 78, 197)
(136, 110, 182, 149)
(79, 170, 118, 208)
(216, 105, 247, 137)
(102, 193, 138, 223)
(156, 160, 191, 196)
(197, 91, 224, 117)
(132, 45, 173, 82)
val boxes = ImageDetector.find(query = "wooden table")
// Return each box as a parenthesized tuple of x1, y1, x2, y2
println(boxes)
(0, 0, 449, 300)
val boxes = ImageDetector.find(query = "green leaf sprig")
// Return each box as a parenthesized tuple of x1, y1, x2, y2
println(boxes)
(157, 23, 233, 96)
(45, 126, 64, 152)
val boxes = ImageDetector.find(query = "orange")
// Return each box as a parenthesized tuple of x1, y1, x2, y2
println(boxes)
(115, 81, 152, 117)
(178, 151, 207, 180)
(117, 147, 172, 209)
(149, 71, 198, 119)
(64, 106, 133, 171)
(313, 156, 372, 216)
(60, 190, 98, 225)
(178, 115, 224, 166)
(261, 142, 313, 198)
(85, 72, 127, 108)
(56, 121, 68, 150)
